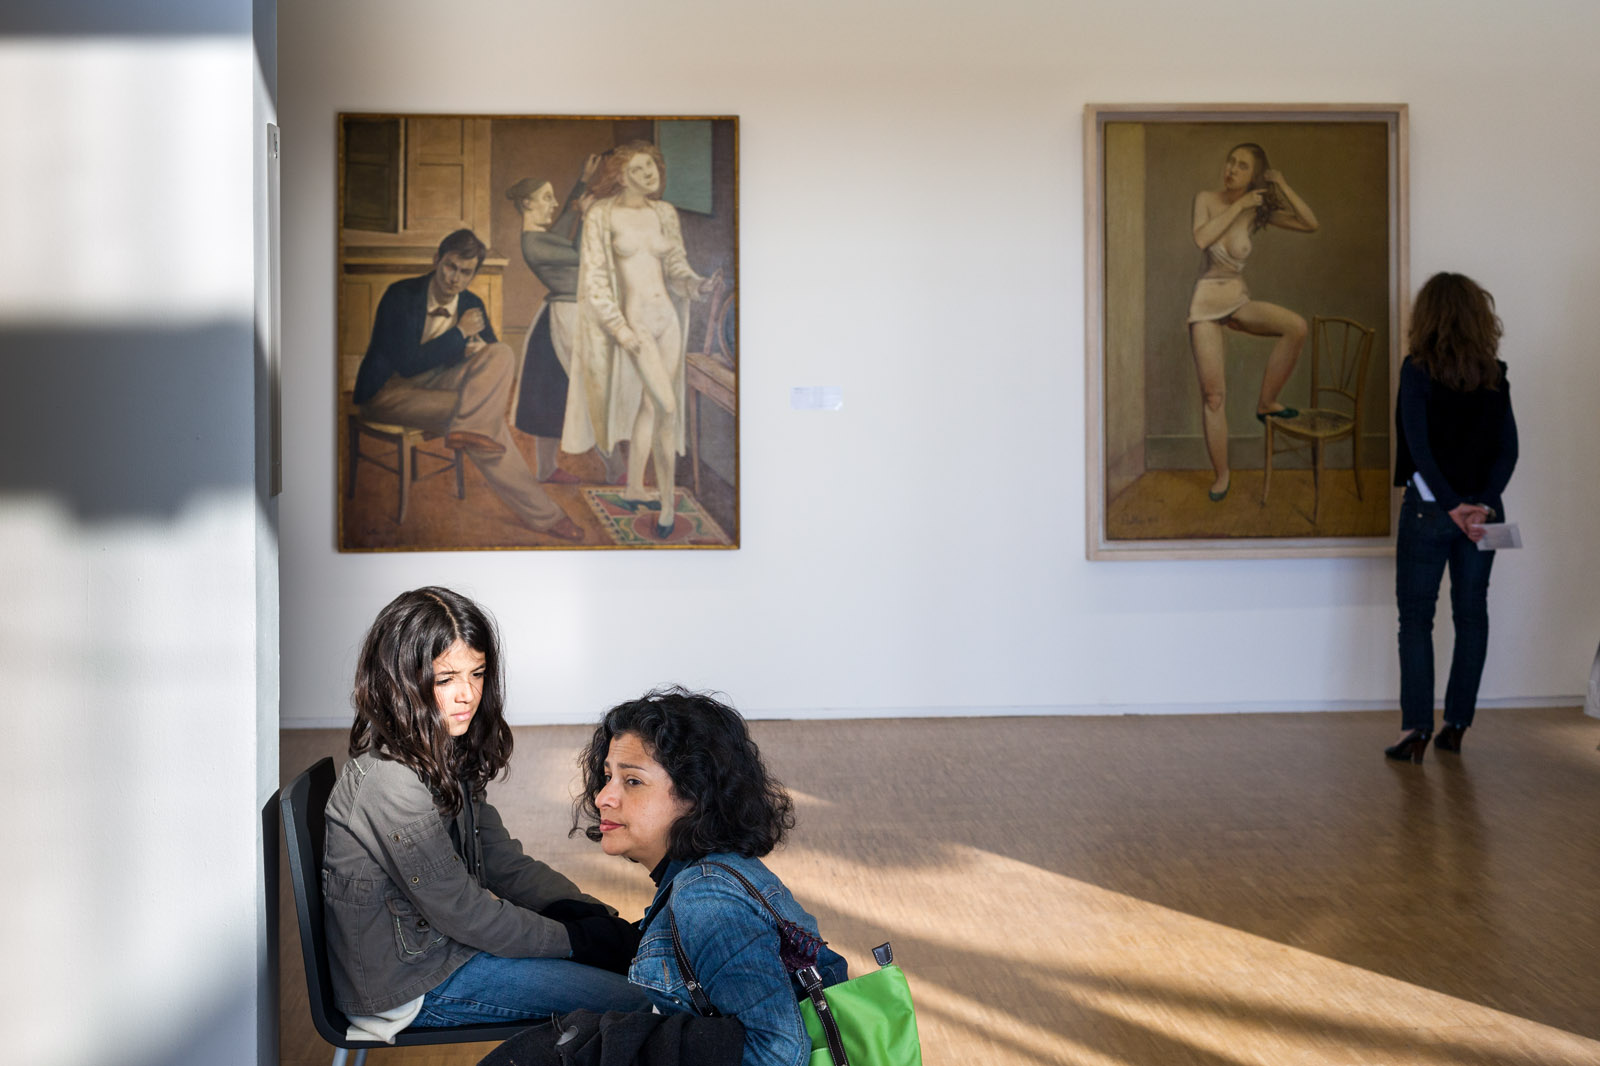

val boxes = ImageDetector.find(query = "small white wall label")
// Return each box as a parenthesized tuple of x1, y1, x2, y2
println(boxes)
(790, 386, 843, 411)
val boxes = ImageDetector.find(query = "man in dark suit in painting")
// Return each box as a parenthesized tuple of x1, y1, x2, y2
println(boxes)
(354, 228, 583, 540)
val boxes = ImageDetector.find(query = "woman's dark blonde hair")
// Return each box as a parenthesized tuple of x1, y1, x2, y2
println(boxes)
(349, 587, 513, 816)
(1227, 143, 1283, 233)
(590, 141, 666, 200)
(1408, 272, 1504, 392)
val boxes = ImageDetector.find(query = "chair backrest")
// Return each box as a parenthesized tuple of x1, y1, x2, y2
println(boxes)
(697, 278, 737, 369)
(281, 757, 357, 1046)
(1310, 316, 1377, 419)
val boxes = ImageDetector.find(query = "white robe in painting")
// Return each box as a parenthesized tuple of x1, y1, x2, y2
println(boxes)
(570, 195, 702, 455)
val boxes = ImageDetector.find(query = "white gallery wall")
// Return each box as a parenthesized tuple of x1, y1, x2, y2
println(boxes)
(279, 0, 1600, 727)
(0, 1, 278, 1064)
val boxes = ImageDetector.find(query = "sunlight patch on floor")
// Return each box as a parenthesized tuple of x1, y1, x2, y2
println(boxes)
(778, 842, 1600, 1066)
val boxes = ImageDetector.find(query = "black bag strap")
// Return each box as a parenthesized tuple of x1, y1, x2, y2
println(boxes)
(795, 959, 850, 1066)
(669, 908, 722, 1017)
(667, 861, 849, 1066)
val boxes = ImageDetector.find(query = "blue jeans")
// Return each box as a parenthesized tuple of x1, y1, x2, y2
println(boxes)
(1396, 487, 1496, 734)
(414, 952, 652, 1027)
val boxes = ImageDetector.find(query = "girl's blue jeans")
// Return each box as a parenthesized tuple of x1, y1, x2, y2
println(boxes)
(415, 953, 651, 1027)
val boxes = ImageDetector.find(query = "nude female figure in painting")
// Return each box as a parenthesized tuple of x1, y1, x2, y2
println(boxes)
(1187, 142, 1319, 502)
(574, 142, 720, 538)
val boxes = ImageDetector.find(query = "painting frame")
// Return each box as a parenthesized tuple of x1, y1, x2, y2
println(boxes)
(1085, 103, 1408, 560)
(335, 113, 739, 552)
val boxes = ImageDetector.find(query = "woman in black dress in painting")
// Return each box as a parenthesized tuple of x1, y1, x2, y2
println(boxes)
(509, 155, 626, 485)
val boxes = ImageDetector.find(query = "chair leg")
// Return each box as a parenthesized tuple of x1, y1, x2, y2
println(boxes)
(1312, 439, 1324, 525)
(1260, 420, 1274, 504)
(1351, 440, 1363, 501)
(346, 417, 360, 500)
(690, 391, 703, 499)
(396, 438, 412, 523)
(331, 1048, 367, 1066)
(453, 448, 466, 499)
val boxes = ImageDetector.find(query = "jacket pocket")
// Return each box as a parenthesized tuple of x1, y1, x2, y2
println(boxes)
(390, 814, 464, 886)
(629, 926, 696, 1015)
(386, 894, 446, 964)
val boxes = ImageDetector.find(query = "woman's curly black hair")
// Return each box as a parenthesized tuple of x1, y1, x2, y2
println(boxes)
(573, 687, 795, 860)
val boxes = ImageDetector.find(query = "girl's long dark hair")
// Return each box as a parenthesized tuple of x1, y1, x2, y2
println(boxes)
(1409, 272, 1504, 392)
(349, 587, 512, 815)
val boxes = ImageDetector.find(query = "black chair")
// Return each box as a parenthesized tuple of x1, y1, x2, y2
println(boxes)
(280, 757, 530, 1066)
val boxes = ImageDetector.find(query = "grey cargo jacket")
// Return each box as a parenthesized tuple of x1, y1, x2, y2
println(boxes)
(322, 752, 602, 1015)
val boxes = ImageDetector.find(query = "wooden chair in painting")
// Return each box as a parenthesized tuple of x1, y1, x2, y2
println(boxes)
(1260, 315, 1377, 523)
(345, 400, 466, 524)
(684, 277, 737, 500)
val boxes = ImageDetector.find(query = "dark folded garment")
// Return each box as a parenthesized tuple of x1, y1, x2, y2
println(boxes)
(477, 1009, 744, 1066)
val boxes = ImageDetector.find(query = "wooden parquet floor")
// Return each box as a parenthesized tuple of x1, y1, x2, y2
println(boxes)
(278, 708, 1600, 1065)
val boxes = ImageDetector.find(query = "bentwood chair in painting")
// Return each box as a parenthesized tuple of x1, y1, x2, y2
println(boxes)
(280, 758, 528, 1066)
(1261, 315, 1377, 524)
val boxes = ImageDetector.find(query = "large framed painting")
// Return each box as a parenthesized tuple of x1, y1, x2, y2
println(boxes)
(337, 114, 738, 551)
(1085, 104, 1407, 560)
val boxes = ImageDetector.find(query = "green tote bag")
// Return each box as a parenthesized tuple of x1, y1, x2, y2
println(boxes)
(797, 943, 922, 1066)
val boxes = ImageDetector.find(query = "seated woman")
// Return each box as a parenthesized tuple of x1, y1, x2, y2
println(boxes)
(574, 688, 848, 1066)
(322, 587, 650, 1041)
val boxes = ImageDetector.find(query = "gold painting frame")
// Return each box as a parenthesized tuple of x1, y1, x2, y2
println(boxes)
(1085, 104, 1408, 560)
(336, 114, 739, 551)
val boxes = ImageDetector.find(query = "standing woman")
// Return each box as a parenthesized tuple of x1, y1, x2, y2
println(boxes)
(322, 588, 650, 1041)
(575, 142, 720, 538)
(574, 688, 849, 1066)
(1187, 142, 1319, 501)
(507, 158, 627, 485)
(1388, 274, 1518, 762)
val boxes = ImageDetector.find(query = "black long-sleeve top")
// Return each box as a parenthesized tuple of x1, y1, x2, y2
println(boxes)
(1393, 355, 1518, 515)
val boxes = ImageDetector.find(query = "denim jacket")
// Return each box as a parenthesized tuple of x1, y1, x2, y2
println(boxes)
(630, 854, 848, 1066)
(321, 753, 600, 1015)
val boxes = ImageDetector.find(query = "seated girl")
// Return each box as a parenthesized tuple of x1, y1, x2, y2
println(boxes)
(573, 687, 849, 1066)
(322, 587, 650, 1041)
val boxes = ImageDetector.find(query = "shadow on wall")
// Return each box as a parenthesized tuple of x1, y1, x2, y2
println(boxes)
(0, 0, 249, 34)
(0, 323, 256, 517)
